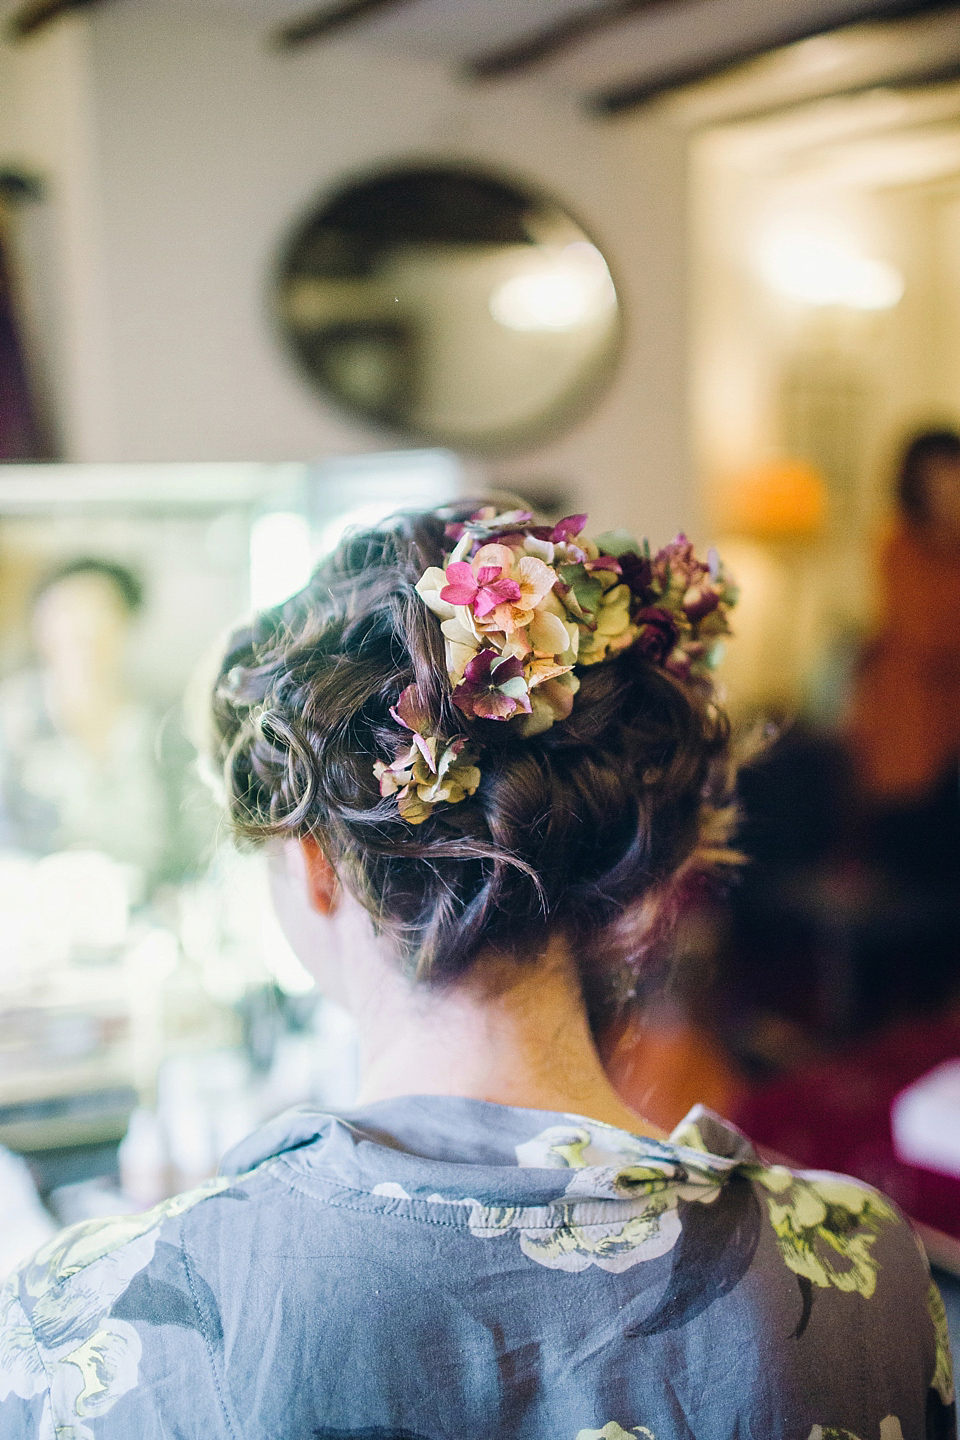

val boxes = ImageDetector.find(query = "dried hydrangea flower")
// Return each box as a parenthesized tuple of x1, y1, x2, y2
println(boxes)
(380, 514, 736, 822)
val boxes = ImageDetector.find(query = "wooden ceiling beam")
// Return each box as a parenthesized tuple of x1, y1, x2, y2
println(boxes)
(590, 0, 960, 115)
(272, 0, 419, 50)
(464, 0, 684, 81)
(5, 0, 112, 42)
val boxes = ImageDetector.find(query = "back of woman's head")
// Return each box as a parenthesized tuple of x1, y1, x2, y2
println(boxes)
(211, 504, 731, 1018)
(897, 427, 960, 525)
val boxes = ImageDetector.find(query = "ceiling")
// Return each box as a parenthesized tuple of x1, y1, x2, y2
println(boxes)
(7, 0, 960, 122)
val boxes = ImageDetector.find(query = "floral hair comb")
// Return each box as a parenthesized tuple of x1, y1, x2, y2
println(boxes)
(374, 509, 736, 824)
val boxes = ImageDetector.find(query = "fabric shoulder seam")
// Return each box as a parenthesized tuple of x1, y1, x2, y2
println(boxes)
(181, 1238, 240, 1440)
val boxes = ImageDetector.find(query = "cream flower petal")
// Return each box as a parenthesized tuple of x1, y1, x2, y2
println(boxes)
(525, 658, 573, 690)
(444, 641, 477, 685)
(502, 634, 532, 663)
(486, 602, 534, 635)
(397, 790, 432, 824)
(528, 607, 570, 656)
(516, 674, 579, 736)
(440, 617, 482, 683)
(472, 543, 516, 575)
(514, 555, 557, 607)
(522, 536, 554, 563)
(415, 567, 457, 621)
(447, 531, 473, 564)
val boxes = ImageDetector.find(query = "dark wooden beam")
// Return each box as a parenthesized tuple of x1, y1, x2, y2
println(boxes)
(272, 0, 419, 50)
(590, 0, 960, 115)
(464, 0, 684, 81)
(5, 0, 111, 42)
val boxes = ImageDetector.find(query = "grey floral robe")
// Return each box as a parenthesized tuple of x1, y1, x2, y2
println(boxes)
(0, 1098, 953, 1440)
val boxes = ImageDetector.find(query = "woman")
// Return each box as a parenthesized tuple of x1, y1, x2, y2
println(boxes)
(0, 505, 951, 1440)
(0, 558, 168, 882)
(850, 428, 960, 806)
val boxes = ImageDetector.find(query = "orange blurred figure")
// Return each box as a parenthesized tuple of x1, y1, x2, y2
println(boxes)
(850, 428, 960, 801)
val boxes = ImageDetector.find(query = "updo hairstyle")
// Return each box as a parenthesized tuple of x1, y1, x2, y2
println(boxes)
(211, 505, 731, 1021)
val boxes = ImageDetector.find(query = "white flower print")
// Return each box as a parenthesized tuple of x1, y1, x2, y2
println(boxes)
(752, 1167, 898, 1299)
(515, 1120, 655, 1171)
(372, 1120, 726, 1274)
(3, 1175, 231, 1439)
(0, 1273, 47, 1404)
(576, 1424, 656, 1439)
(807, 1421, 903, 1440)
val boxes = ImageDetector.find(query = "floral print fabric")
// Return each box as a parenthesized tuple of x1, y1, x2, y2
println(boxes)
(0, 1098, 952, 1439)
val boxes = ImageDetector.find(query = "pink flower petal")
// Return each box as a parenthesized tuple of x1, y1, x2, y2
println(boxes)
(440, 564, 478, 606)
(441, 582, 482, 606)
(474, 578, 522, 618)
(551, 514, 588, 542)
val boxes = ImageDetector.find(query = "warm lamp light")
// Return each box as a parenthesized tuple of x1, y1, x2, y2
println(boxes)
(716, 460, 827, 539)
(757, 230, 903, 311)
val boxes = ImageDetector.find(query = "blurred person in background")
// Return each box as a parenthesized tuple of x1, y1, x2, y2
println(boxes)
(849, 428, 960, 883)
(0, 558, 167, 885)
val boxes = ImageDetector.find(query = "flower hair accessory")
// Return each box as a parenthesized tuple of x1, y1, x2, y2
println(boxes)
(375, 508, 736, 823)
(373, 684, 481, 826)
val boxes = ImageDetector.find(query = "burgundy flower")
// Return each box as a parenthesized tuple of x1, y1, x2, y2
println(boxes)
(617, 550, 654, 599)
(584, 555, 622, 575)
(389, 684, 435, 768)
(452, 649, 531, 721)
(651, 533, 709, 596)
(634, 607, 679, 664)
(665, 650, 693, 680)
(682, 582, 722, 622)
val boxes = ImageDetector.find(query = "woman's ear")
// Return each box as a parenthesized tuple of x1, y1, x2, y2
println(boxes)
(300, 836, 340, 916)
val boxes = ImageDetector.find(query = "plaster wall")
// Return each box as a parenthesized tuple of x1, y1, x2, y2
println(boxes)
(0, 5, 695, 543)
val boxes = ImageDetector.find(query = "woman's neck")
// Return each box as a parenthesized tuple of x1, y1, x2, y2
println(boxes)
(351, 934, 665, 1140)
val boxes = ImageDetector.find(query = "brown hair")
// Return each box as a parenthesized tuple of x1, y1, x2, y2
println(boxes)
(896, 427, 960, 526)
(36, 556, 144, 614)
(211, 505, 731, 1024)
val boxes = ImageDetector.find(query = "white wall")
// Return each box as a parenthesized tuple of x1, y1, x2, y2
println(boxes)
(0, 5, 694, 544)
(1, 19, 116, 457)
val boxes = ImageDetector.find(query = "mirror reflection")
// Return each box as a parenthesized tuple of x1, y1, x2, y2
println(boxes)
(276, 165, 621, 452)
(0, 455, 461, 1234)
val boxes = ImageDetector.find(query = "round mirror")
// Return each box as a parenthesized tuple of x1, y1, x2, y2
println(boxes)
(275, 164, 622, 454)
